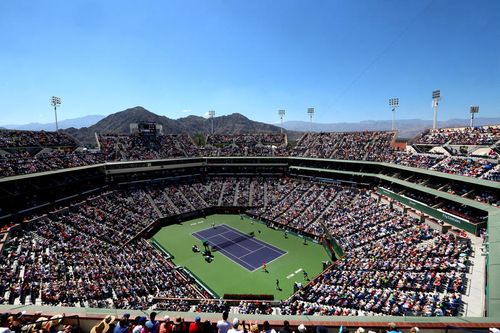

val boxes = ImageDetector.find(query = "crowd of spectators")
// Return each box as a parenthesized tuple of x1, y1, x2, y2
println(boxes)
(0, 176, 476, 317)
(416, 126, 500, 145)
(279, 205, 470, 315)
(0, 192, 206, 308)
(97, 134, 195, 161)
(0, 310, 430, 333)
(0, 130, 77, 148)
(430, 157, 495, 178)
(247, 180, 472, 316)
(200, 133, 287, 157)
(1, 128, 499, 182)
(0, 150, 105, 178)
(291, 131, 396, 161)
(207, 134, 285, 147)
(481, 164, 500, 182)
(148, 177, 284, 216)
(389, 153, 445, 169)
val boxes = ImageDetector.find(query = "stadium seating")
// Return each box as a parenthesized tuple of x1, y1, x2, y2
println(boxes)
(1, 129, 499, 182)
(0, 177, 475, 316)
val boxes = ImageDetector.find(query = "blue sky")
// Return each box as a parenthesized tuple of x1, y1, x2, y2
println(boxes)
(0, 0, 499, 125)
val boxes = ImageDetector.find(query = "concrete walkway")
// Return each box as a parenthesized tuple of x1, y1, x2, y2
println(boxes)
(462, 234, 486, 316)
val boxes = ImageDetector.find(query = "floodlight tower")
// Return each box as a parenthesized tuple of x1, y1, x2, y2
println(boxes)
(278, 109, 286, 134)
(389, 98, 399, 131)
(470, 106, 479, 128)
(51, 96, 61, 131)
(307, 107, 315, 132)
(208, 110, 216, 134)
(432, 90, 441, 129)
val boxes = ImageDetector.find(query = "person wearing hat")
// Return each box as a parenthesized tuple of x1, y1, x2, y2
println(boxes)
(227, 319, 242, 333)
(159, 316, 172, 333)
(142, 321, 155, 333)
(90, 320, 110, 333)
(33, 317, 50, 333)
(48, 315, 64, 332)
(188, 317, 202, 333)
(387, 323, 400, 333)
(216, 312, 230, 333)
(249, 324, 259, 333)
(297, 325, 306, 333)
(9, 312, 26, 333)
(132, 317, 146, 333)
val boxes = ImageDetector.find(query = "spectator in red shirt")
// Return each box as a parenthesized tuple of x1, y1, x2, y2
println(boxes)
(188, 316, 202, 333)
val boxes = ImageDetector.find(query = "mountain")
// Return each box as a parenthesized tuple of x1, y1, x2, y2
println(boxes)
(1, 115, 105, 131)
(178, 113, 282, 134)
(282, 117, 500, 139)
(63, 106, 286, 145)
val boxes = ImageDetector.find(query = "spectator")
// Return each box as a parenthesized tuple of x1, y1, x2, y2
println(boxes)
(216, 312, 231, 333)
(172, 318, 186, 333)
(159, 317, 173, 333)
(227, 319, 242, 333)
(387, 323, 400, 333)
(262, 322, 275, 333)
(146, 313, 159, 333)
(189, 317, 202, 333)
(278, 321, 291, 333)
(114, 316, 130, 333)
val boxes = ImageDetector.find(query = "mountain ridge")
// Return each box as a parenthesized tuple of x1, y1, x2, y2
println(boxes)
(62, 106, 286, 145)
(282, 117, 500, 138)
(1, 115, 105, 131)
(3, 107, 499, 144)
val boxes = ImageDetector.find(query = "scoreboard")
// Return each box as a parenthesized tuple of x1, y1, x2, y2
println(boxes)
(138, 122, 157, 134)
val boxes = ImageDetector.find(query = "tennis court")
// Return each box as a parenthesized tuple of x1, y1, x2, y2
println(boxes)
(192, 224, 287, 271)
(151, 214, 331, 298)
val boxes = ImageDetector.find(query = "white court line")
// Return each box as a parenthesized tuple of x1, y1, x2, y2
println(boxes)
(209, 242, 255, 271)
(190, 223, 197, 226)
(193, 229, 235, 240)
(243, 236, 287, 257)
(294, 268, 303, 274)
(263, 250, 288, 267)
(197, 221, 204, 224)
(237, 246, 266, 259)
(195, 225, 259, 253)
(218, 233, 254, 252)
(286, 273, 295, 279)
(213, 224, 287, 257)
(192, 230, 255, 271)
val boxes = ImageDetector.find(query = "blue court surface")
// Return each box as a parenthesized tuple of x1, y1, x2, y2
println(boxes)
(192, 224, 287, 271)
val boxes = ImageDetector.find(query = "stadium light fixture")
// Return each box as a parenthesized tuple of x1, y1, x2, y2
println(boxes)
(307, 107, 315, 132)
(278, 109, 286, 134)
(389, 98, 399, 131)
(470, 106, 479, 128)
(51, 96, 62, 131)
(432, 90, 441, 129)
(208, 110, 216, 134)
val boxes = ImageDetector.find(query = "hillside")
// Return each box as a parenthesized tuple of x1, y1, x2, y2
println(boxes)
(64, 106, 285, 145)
